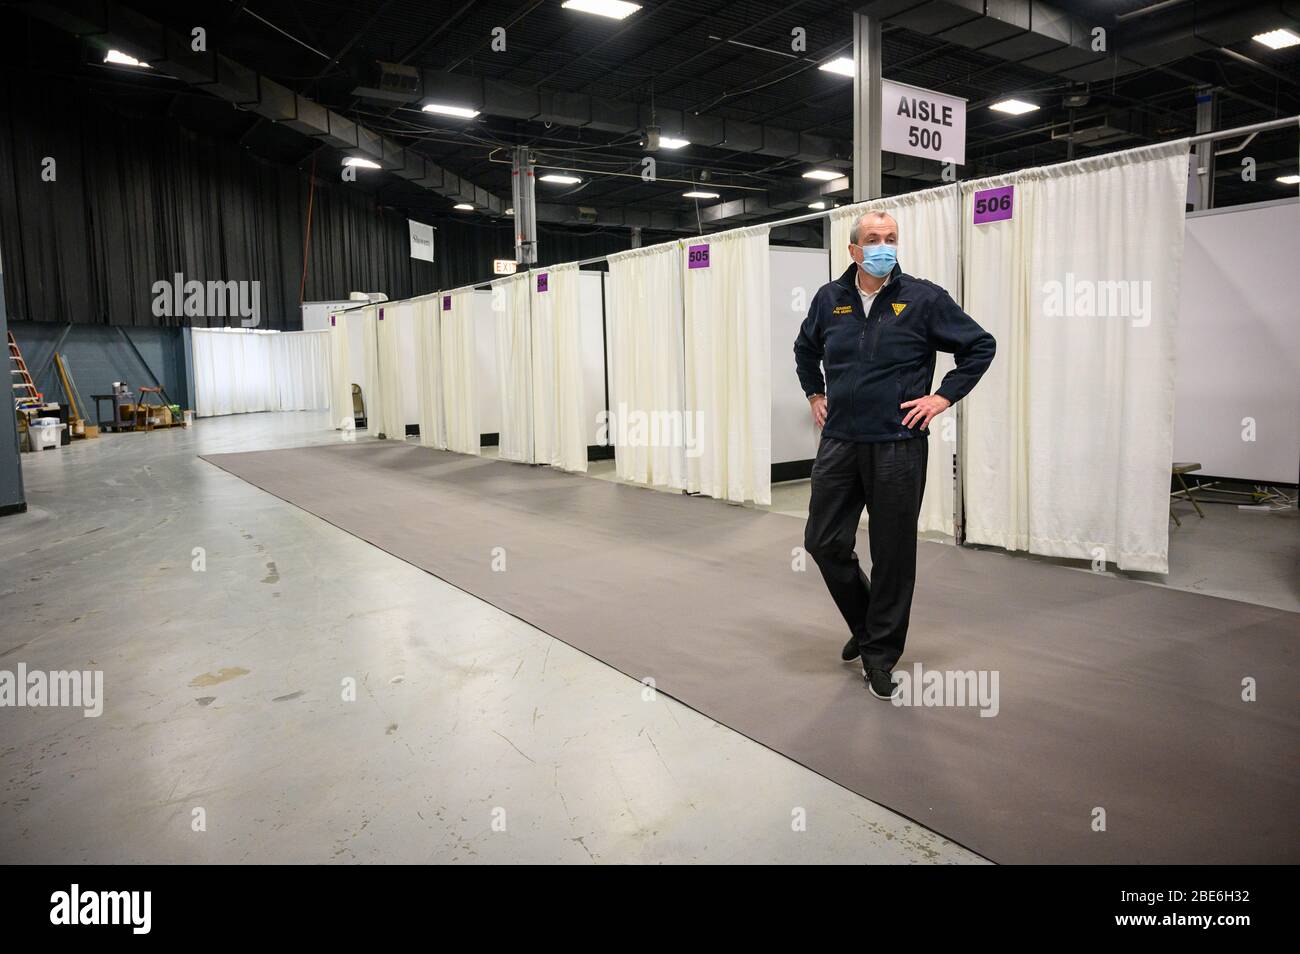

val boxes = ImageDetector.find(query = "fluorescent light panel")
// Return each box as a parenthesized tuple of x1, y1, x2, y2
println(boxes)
(422, 103, 480, 118)
(802, 169, 841, 181)
(1252, 28, 1300, 50)
(659, 137, 690, 149)
(1276, 174, 1300, 185)
(540, 174, 581, 184)
(682, 191, 719, 199)
(562, 0, 641, 19)
(808, 201, 826, 210)
(818, 57, 854, 77)
(104, 49, 150, 68)
(342, 157, 381, 169)
(453, 203, 474, 211)
(990, 99, 1038, 115)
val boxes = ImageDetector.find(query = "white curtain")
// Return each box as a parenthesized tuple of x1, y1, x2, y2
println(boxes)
(269, 331, 331, 412)
(607, 242, 687, 490)
(441, 289, 480, 455)
(357, 306, 391, 437)
(681, 226, 772, 505)
(328, 313, 353, 429)
(193, 328, 328, 417)
(828, 184, 962, 535)
(962, 140, 1188, 573)
(375, 303, 409, 440)
(530, 263, 588, 472)
(494, 273, 534, 463)
(413, 296, 447, 449)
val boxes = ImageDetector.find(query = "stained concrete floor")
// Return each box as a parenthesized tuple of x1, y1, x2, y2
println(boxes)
(1, 412, 1294, 863)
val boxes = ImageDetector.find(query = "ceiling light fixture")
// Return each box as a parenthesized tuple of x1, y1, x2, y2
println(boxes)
(659, 137, 690, 149)
(342, 157, 381, 169)
(104, 49, 151, 68)
(1276, 174, 1300, 185)
(818, 57, 855, 77)
(453, 203, 474, 211)
(808, 201, 826, 210)
(683, 191, 719, 199)
(802, 169, 841, 181)
(422, 103, 480, 119)
(1252, 28, 1300, 50)
(561, 0, 642, 20)
(990, 99, 1039, 115)
(540, 174, 582, 184)
(505, 207, 514, 215)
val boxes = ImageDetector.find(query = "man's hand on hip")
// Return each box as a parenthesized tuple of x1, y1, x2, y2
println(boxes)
(900, 394, 951, 431)
(808, 393, 827, 429)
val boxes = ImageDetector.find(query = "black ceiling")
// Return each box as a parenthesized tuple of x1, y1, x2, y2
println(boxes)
(4, 0, 1299, 224)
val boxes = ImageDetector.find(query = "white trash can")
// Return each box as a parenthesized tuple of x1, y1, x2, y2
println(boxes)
(29, 418, 64, 451)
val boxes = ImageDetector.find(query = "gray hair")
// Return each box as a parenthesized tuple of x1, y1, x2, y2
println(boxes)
(851, 210, 898, 245)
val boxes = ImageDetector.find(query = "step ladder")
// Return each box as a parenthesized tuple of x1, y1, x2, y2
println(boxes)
(9, 331, 41, 410)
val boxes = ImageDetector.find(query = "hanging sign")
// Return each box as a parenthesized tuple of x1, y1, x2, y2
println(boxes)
(537, 273, 549, 292)
(972, 185, 1014, 224)
(408, 220, 435, 262)
(881, 79, 966, 166)
(378, 307, 385, 320)
(687, 244, 710, 269)
(493, 259, 517, 275)
(330, 315, 336, 326)
(442, 295, 451, 311)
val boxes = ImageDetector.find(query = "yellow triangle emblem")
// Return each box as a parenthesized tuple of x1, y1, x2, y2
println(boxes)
(891, 302, 907, 316)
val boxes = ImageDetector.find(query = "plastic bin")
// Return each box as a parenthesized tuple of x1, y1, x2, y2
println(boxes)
(29, 418, 63, 451)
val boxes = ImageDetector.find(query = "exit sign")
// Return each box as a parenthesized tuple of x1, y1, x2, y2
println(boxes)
(493, 259, 517, 275)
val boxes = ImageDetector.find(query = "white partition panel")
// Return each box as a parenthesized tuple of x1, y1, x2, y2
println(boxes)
(328, 313, 353, 429)
(375, 303, 407, 439)
(530, 263, 587, 472)
(346, 307, 372, 422)
(1176, 199, 1299, 483)
(472, 289, 501, 439)
(441, 290, 479, 455)
(494, 274, 534, 463)
(770, 246, 829, 467)
(414, 296, 446, 449)
(579, 271, 609, 448)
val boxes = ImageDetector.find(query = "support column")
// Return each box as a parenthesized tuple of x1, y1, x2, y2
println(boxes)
(629, 225, 642, 249)
(852, 11, 882, 202)
(1192, 87, 1216, 211)
(511, 146, 538, 265)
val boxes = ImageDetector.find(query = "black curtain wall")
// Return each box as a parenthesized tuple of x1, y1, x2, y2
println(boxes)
(0, 74, 440, 330)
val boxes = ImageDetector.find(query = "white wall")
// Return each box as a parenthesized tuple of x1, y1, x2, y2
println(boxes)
(302, 300, 362, 332)
(579, 271, 608, 447)
(1176, 199, 1299, 483)
(473, 289, 501, 436)
(770, 245, 830, 465)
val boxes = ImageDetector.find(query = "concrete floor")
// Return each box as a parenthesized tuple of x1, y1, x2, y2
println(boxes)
(2, 413, 1294, 863)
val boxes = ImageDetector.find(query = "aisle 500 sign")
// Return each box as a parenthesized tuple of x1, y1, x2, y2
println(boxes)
(881, 79, 966, 166)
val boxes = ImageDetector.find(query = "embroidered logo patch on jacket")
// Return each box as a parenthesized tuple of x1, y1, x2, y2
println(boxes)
(832, 305, 853, 315)
(891, 302, 908, 316)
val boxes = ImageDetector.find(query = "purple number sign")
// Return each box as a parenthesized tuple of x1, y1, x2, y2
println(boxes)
(537, 273, 548, 292)
(973, 185, 1014, 224)
(442, 295, 451, 311)
(688, 244, 710, 269)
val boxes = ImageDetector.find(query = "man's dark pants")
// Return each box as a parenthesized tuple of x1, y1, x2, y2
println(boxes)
(803, 435, 928, 672)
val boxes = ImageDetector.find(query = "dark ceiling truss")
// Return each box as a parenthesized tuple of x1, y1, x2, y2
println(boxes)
(9, 0, 1298, 230)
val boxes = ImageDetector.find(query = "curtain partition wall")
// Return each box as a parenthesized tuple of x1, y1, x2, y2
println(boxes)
(607, 243, 688, 492)
(192, 328, 330, 417)
(375, 303, 409, 440)
(414, 296, 447, 450)
(327, 313, 353, 430)
(442, 288, 480, 455)
(682, 225, 773, 506)
(494, 273, 533, 463)
(530, 263, 588, 473)
(961, 140, 1188, 573)
(829, 185, 961, 534)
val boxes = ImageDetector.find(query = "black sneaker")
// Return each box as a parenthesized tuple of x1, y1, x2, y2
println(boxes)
(864, 668, 899, 701)
(841, 636, 860, 661)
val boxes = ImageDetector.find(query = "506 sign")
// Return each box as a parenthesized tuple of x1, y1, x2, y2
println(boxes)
(972, 185, 1014, 225)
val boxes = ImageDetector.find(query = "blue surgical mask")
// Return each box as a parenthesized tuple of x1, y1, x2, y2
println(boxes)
(855, 243, 897, 278)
